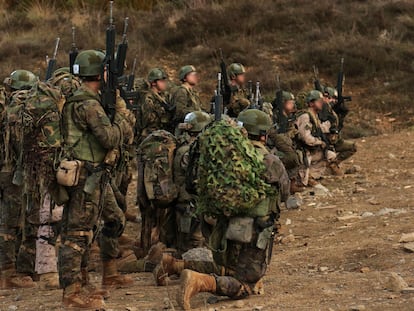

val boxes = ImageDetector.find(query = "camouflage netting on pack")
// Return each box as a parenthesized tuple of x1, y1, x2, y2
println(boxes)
(196, 120, 271, 216)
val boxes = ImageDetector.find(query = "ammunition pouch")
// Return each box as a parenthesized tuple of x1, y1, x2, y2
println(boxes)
(56, 159, 83, 187)
(225, 217, 254, 243)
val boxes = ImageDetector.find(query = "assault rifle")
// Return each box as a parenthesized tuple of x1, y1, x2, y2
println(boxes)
(214, 73, 223, 121)
(273, 74, 283, 126)
(335, 57, 352, 130)
(219, 49, 232, 107)
(45, 37, 60, 80)
(252, 81, 262, 109)
(313, 65, 323, 92)
(248, 80, 254, 106)
(69, 27, 78, 75)
(120, 58, 140, 111)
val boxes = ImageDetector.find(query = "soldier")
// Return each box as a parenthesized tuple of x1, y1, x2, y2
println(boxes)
(0, 70, 37, 289)
(154, 110, 289, 310)
(226, 63, 250, 117)
(268, 91, 303, 193)
(170, 65, 202, 130)
(321, 87, 356, 167)
(59, 50, 133, 308)
(295, 90, 337, 186)
(139, 68, 174, 140)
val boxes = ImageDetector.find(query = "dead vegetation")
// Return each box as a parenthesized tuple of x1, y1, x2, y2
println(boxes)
(0, 0, 413, 134)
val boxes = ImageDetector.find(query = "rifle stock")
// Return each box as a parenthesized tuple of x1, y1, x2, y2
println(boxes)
(219, 49, 231, 106)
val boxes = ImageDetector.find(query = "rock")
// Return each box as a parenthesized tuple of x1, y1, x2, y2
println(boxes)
(313, 184, 330, 196)
(401, 287, 414, 294)
(252, 307, 264, 311)
(8, 306, 17, 311)
(345, 165, 362, 174)
(385, 272, 408, 292)
(399, 233, 414, 243)
(360, 267, 370, 273)
(182, 247, 214, 262)
(388, 153, 397, 159)
(319, 266, 329, 272)
(126, 307, 137, 311)
(354, 186, 367, 193)
(286, 196, 301, 209)
(285, 218, 292, 225)
(377, 208, 406, 216)
(350, 305, 366, 311)
(403, 242, 414, 253)
(367, 198, 380, 205)
(336, 215, 362, 222)
(233, 300, 245, 308)
(281, 234, 295, 244)
(361, 212, 374, 218)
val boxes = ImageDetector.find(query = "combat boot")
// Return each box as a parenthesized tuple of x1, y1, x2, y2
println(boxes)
(0, 265, 36, 289)
(81, 268, 110, 299)
(118, 242, 165, 273)
(154, 253, 185, 286)
(102, 259, 134, 289)
(290, 177, 305, 194)
(39, 272, 60, 289)
(178, 269, 216, 311)
(328, 162, 344, 176)
(62, 282, 104, 309)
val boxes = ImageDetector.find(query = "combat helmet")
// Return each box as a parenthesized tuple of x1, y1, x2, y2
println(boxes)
(282, 91, 295, 102)
(73, 50, 105, 77)
(237, 109, 272, 136)
(179, 65, 196, 81)
(324, 86, 338, 98)
(147, 68, 167, 83)
(228, 63, 246, 79)
(183, 111, 212, 132)
(8, 70, 37, 90)
(307, 90, 323, 103)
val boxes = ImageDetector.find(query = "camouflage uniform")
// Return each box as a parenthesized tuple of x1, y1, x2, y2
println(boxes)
(170, 85, 202, 128)
(295, 109, 337, 184)
(0, 89, 25, 278)
(180, 140, 289, 298)
(227, 86, 250, 118)
(140, 89, 174, 138)
(173, 134, 204, 255)
(58, 84, 126, 288)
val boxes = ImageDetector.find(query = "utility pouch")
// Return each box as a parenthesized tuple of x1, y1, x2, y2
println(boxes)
(256, 226, 273, 250)
(56, 159, 83, 187)
(104, 149, 120, 167)
(83, 171, 103, 195)
(179, 212, 192, 234)
(225, 217, 254, 243)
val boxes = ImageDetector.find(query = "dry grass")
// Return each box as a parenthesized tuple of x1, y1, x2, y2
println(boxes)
(0, 0, 413, 133)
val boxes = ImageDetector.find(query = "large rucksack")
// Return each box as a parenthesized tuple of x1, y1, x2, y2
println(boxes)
(190, 119, 272, 217)
(138, 130, 178, 207)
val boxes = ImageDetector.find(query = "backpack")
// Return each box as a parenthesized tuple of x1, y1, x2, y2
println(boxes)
(191, 120, 272, 217)
(23, 81, 65, 148)
(138, 129, 178, 207)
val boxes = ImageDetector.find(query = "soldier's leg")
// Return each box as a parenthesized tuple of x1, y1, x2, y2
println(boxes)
(159, 206, 177, 248)
(16, 220, 37, 275)
(100, 184, 133, 288)
(335, 138, 357, 162)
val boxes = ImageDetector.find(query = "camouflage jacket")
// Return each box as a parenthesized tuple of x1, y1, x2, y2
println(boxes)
(140, 89, 173, 137)
(227, 85, 250, 117)
(170, 84, 201, 124)
(62, 84, 122, 163)
(295, 109, 324, 148)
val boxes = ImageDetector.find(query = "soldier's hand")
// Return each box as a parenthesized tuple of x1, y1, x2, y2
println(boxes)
(320, 141, 327, 149)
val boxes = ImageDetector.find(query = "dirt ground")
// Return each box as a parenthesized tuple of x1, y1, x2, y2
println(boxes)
(1, 129, 414, 311)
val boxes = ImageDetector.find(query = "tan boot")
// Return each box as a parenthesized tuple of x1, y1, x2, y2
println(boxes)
(81, 268, 110, 299)
(102, 259, 134, 289)
(178, 269, 216, 311)
(153, 253, 185, 286)
(0, 266, 36, 289)
(329, 162, 344, 176)
(39, 272, 60, 289)
(62, 282, 104, 309)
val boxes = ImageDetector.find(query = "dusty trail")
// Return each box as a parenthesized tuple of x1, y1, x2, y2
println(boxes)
(1, 129, 414, 311)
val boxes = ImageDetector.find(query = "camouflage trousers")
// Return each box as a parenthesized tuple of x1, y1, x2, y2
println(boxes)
(58, 172, 125, 288)
(175, 204, 204, 256)
(184, 240, 269, 298)
(0, 175, 23, 270)
(335, 138, 357, 163)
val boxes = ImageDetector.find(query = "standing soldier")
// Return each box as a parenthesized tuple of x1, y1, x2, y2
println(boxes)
(170, 65, 202, 131)
(59, 50, 133, 308)
(295, 90, 337, 186)
(0, 70, 37, 289)
(139, 68, 174, 140)
(226, 63, 250, 117)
